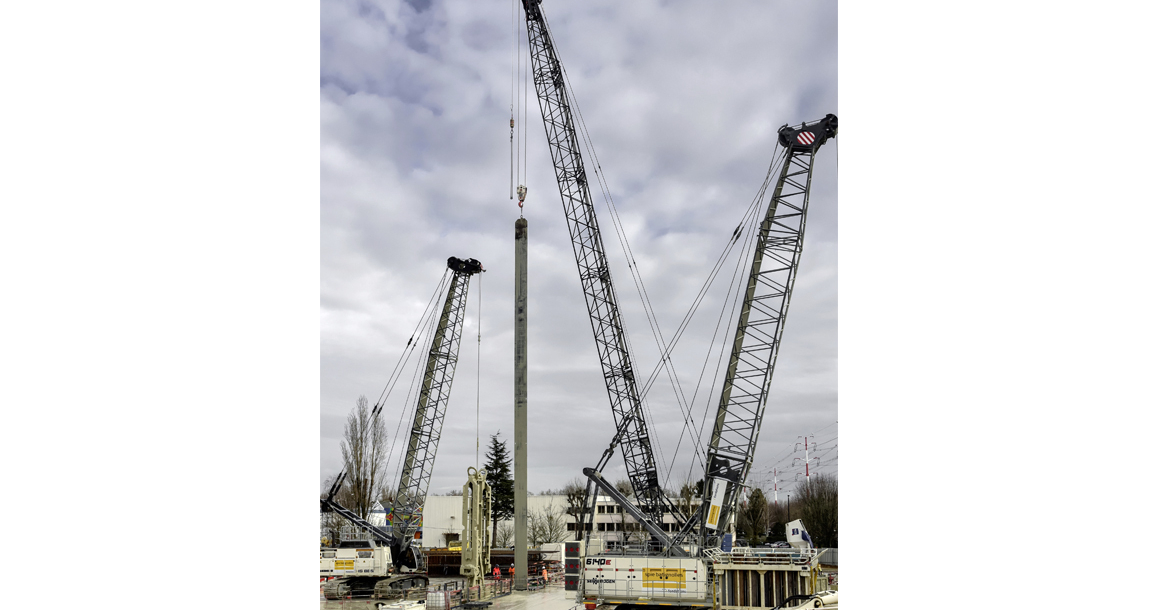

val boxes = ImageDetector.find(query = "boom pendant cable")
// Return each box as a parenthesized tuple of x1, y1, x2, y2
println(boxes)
(385, 273, 451, 487)
(514, 9, 529, 215)
(476, 273, 482, 469)
(543, 32, 679, 480)
(510, 0, 516, 200)
(374, 269, 452, 409)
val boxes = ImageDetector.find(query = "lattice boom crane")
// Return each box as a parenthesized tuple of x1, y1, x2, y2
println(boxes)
(520, 0, 672, 522)
(697, 115, 837, 545)
(321, 256, 483, 599)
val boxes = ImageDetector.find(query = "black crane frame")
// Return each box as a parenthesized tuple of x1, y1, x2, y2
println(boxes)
(523, 2, 673, 522)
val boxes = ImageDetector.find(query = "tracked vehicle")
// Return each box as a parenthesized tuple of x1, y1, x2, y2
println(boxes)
(321, 256, 484, 599)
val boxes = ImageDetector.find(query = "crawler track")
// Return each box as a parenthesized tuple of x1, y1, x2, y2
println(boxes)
(321, 574, 430, 600)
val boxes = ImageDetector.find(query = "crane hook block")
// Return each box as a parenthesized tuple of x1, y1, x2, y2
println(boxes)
(447, 257, 484, 275)
(777, 113, 838, 151)
(516, 184, 527, 208)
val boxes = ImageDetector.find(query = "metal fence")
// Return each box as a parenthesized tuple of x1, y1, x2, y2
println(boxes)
(425, 578, 513, 609)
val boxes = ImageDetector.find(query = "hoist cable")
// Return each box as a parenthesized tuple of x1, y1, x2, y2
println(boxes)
(663, 147, 785, 487)
(640, 145, 785, 401)
(551, 46, 682, 483)
(542, 16, 678, 484)
(374, 268, 452, 409)
(385, 273, 451, 491)
(475, 273, 482, 469)
(514, 0, 519, 199)
(679, 146, 789, 487)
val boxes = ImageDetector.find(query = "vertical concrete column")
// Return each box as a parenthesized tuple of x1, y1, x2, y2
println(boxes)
(514, 218, 528, 590)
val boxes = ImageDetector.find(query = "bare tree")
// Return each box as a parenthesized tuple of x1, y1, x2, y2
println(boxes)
(494, 522, 514, 547)
(622, 519, 647, 544)
(341, 395, 388, 520)
(561, 478, 586, 514)
(795, 474, 837, 548)
(553, 478, 587, 540)
(378, 486, 396, 508)
(529, 501, 571, 545)
(613, 479, 634, 498)
(677, 480, 700, 520)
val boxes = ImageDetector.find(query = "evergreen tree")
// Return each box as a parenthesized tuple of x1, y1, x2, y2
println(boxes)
(484, 432, 515, 544)
(737, 487, 769, 545)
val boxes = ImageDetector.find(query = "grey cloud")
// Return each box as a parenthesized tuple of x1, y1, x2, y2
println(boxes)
(322, 0, 837, 496)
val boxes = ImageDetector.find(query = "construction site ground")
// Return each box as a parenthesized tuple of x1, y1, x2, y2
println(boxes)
(321, 576, 576, 610)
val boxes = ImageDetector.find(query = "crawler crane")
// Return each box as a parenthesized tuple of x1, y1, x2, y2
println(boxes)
(321, 256, 483, 599)
(518, 1, 835, 607)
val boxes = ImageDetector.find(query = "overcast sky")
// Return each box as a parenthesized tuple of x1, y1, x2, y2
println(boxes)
(321, 0, 838, 498)
(7, 2, 1155, 606)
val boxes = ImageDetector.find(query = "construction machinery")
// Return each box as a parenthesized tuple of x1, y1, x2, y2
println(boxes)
(459, 466, 493, 588)
(518, 1, 835, 607)
(321, 256, 484, 599)
(519, 0, 678, 529)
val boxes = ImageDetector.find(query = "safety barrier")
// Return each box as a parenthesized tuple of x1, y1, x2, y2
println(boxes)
(421, 578, 513, 608)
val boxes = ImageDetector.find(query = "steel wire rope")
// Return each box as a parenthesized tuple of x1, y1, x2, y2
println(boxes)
(510, 0, 516, 199)
(545, 22, 679, 485)
(555, 55, 708, 488)
(681, 210, 761, 486)
(637, 183, 769, 400)
(385, 273, 452, 493)
(387, 294, 445, 489)
(709, 151, 830, 482)
(475, 273, 482, 469)
(651, 146, 787, 487)
(523, 15, 528, 192)
(387, 286, 443, 496)
(374, 269, 452, 410)
(514, 4, 519, 191)
(334, 268, 450, 494)
(679, 146, 787, 488)
(667, 179, 768, 486)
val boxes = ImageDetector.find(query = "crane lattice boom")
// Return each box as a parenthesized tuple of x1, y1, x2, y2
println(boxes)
(521, 0, 671, 521)
(698, 116, 837, 545)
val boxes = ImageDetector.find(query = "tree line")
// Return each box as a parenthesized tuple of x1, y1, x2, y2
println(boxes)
(323, 396, 836, 548)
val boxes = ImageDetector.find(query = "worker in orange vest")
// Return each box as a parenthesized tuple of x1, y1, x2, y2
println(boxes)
(492, 566, 500, 579)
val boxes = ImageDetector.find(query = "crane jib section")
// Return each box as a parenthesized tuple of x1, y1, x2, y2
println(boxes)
(394, 257, 482, 550)
(521, 2, 668, 521)
(701, 115, 836, 544)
